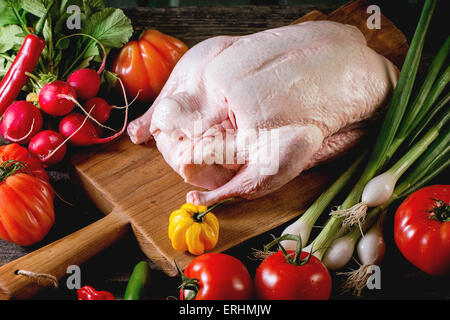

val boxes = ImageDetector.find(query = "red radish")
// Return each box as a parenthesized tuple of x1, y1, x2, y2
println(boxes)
(39, 80, 77, 116)
(84, 89, 142, 125)
(84, 97, 113, 123)
(61, 33, 107, 101)
(0, 101, 43, 143)
(39, 80, 114, 131)
(59, 109, 131, 146)
(28, 130, 67, 166)
(59, 113, 102, 146)
(56, 78, 129, 149)
(67, 69, 101, 100)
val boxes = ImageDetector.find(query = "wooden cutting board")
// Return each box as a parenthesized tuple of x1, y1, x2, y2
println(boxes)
(0, 0, 407, 300)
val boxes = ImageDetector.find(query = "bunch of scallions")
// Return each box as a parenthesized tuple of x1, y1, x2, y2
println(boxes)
(279, 0, 449, 296)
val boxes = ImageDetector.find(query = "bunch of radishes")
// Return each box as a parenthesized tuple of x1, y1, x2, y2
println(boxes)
(0, 67, 129, 167)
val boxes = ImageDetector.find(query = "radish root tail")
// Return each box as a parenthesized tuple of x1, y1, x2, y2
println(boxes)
(57, 94, 116, 132)
(93, 77, 130, 144)
(40, 110, 91, 163)
(112, 89, 142, 109)
(3, 119, 35, 143)
(54, 190, 74, 207)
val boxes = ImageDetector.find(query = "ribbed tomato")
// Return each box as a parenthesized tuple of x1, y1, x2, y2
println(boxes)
(0, 143, 55, 246)
(113, 29, 188, 102)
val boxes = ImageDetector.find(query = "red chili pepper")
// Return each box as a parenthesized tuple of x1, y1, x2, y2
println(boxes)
(77, 286, 115, 300)
(0, 1, 55, 116)
(0, 35, 46, 115)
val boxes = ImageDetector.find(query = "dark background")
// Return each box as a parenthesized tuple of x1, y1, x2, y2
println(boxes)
(0, 0, 448, 300)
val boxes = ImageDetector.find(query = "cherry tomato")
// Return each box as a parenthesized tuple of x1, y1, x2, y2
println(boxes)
(179, 253, 254, 300)
(113, 29, 188, 102)
(255, 250, 331, 300)
(394, 185, 450, 276)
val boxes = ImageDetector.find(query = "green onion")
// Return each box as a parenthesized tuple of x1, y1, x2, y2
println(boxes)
(280, 152, 366, 250)
(361, 110, 448, 208)
(406, 91, 449, 147)
(397, 127, 450, 197)
(306, 0, 438, 260)
(338, 211, 387, 297)
(330, 0, 438, 214)
(363, 0, 437, 176)
(326, 127, 449, 279)
(395, 36, 449, 140)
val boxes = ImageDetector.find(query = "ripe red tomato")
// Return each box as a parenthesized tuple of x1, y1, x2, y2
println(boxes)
(394, 185, 450, 276)
(255, 250, 331, 300)
(179, 253, 254, 300)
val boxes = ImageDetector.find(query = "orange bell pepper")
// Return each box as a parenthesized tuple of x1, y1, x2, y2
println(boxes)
(113, 30, 188, 102)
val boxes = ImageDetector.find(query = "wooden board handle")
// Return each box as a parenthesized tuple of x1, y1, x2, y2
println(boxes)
(0, 211, 129, 300)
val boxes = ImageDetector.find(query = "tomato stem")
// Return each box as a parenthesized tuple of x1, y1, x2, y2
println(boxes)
(428, 198, 450, 222)
(264, 234, 313, 266)
(0, 160, 31, 182)
(174, 260, 199, 300)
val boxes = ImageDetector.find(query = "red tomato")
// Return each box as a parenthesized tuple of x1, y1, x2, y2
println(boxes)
(113, 29, 188, 102)
(0, 143, 54, 246)
(394, 185, 450, 276)
(179, 253, 254, 300)
(255, 250, 332, 300)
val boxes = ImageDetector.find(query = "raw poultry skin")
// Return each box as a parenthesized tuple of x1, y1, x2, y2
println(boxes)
(127, 21, 399, 206)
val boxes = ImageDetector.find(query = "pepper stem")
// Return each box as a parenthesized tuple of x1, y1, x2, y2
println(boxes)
(194, 198, 234, 222)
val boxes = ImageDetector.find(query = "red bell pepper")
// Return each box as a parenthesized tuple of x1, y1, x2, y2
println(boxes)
(77, 286, 115, 300)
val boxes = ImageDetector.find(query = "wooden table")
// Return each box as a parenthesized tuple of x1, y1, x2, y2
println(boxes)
(0, 4, 448, 300)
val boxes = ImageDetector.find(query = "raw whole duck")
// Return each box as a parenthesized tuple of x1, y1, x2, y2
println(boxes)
(127, 21, 398, 206)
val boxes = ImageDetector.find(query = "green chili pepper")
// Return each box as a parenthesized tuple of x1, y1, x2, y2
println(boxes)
(124, 261, 150, 300)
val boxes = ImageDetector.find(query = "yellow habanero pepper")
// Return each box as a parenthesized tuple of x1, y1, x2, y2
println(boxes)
(168, 199, 231, 255)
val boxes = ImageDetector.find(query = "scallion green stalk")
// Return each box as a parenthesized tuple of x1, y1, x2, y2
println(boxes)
(307, 0, 438, 259)
(328, 0, 438, 213)
(363, 0, 437, 176)
(395, 36, 449, 139)
(361, 112, 448, 207)
(280, 152, 366, 250)
(387, 63, 450, 160)
(405, 91, 449, 147)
